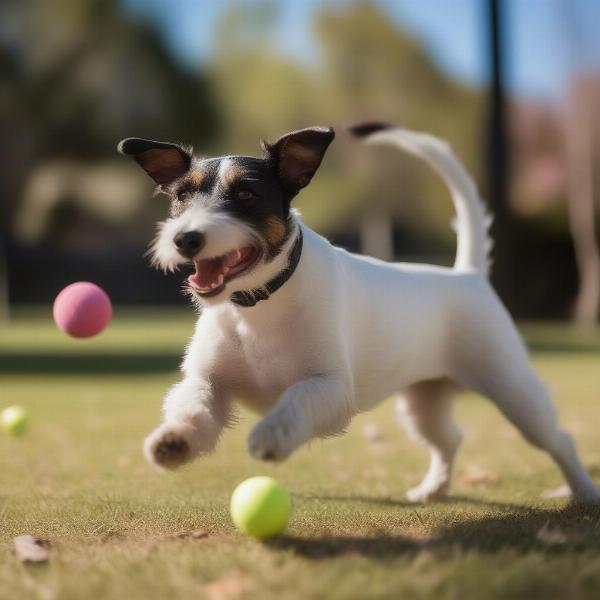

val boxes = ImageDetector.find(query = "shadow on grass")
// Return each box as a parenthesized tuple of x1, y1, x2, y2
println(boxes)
(527, 341, 600, 355)
(270, 501, 600, 559)
(0, 352, 180, 374)
(296, 493, 416, 508)
(296, 492, 529, 512)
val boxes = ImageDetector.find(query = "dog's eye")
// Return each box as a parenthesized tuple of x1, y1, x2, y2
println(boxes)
(169, 190, 192, 217)
(237, 189, 256, 202)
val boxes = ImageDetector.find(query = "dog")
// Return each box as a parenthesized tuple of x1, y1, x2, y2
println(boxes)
(118, 124, 600, 503)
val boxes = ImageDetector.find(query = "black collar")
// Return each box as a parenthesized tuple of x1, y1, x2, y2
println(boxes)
(230, 228, 303, 308)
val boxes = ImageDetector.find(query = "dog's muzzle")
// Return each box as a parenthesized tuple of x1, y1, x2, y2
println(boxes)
(174, 231, 205, 259)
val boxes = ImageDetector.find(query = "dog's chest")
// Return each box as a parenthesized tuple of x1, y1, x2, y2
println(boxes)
(232, 319, 308, 405)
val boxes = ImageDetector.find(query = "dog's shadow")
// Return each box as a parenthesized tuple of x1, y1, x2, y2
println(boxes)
(268, 494, 600, 559)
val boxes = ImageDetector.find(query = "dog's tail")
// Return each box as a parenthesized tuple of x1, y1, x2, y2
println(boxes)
(350, 122, 492, 275)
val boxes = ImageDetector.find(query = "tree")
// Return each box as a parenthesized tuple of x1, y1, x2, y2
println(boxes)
(211, 2, 485, 262)
(314, 3, 484, 259)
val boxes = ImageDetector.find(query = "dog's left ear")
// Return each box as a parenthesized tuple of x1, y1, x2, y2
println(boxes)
(263, 127, 335, 195)
(117, 138, 192, 185)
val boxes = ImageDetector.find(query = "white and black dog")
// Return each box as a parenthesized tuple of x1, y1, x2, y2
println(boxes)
(118, 124, 600, 503)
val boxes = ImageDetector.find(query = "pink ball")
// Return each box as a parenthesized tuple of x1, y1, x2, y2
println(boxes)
(53, 282, 112, 339)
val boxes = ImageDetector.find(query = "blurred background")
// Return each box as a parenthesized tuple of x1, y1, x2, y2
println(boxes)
(1, 0, 600, 323)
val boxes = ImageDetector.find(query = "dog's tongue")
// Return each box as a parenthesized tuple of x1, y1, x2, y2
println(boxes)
(188, 249, 243, 292)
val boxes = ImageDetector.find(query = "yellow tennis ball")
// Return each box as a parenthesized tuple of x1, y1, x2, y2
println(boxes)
(1, 405, 28, 435)
(230, 476, 290, 540)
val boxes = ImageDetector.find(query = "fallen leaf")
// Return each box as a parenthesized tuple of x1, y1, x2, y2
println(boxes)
(460, 466, 499, 486)
(190, 529, 209, 539)
(540, 484, 571, 499)
(362, 423, 382, 442)
(13, 536, 51, 564)
(204, 569, 253, 600)
(162, 529, 209, 541)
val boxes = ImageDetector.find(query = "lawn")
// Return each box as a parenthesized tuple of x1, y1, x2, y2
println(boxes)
(1, 309, 600, 599)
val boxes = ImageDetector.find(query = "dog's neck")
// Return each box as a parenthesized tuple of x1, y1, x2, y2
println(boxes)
(230, 228, 303, 307)
(217, 217, 302, 313)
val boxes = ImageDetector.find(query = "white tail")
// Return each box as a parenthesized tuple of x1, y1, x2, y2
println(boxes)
(352, 124, 492, 275)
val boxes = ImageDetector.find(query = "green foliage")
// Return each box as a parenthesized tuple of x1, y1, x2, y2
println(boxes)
(209, 2, 485, 248)
(0, 0, 486, 247)
(0, 0, 219, 232)
(2, 0, 217, 157)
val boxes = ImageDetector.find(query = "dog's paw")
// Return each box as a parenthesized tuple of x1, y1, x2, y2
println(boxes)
(247, 417, 295, 462)
(406, 481, 450, 503)
(144, 423, 197, 470)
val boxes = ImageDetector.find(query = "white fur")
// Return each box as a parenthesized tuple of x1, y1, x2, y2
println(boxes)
(150, 203, 258, 273)
(145, 127, 600, 504)
(364, 129, 493, 274)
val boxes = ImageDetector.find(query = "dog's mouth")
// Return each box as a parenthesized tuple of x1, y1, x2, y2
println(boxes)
(187, 246, 260, 296)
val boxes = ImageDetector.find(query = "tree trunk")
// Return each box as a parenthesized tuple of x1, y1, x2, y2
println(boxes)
(359, 210, 394, 261)
(0, 236, 9, 324)
(565, 79, 600, 325)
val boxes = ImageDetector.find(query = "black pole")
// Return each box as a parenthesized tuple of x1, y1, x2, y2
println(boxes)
(486, 0, 519, 310)
(488, 0, 508, 222)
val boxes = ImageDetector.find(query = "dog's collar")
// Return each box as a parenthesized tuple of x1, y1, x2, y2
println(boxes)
(230, 228, 303, 308)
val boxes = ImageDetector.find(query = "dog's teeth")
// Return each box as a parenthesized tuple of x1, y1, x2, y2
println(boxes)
(224, 249, 243, 268)
(228, 250, 241, 266)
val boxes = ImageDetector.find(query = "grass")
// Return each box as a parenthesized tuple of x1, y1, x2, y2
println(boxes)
(1, 308, 600, 599)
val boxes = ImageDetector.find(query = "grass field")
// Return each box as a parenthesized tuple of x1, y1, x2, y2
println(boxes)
(2, 308, 600, 599)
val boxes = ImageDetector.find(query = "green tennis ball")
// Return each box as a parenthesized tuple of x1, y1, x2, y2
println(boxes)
(230, 476, 290, 540)
(1, 405, 28, 435)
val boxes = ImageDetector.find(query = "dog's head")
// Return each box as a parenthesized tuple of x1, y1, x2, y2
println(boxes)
(118, 127, 334, 303)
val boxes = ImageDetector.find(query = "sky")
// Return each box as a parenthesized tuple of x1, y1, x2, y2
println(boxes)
(121, 0, 600, 104)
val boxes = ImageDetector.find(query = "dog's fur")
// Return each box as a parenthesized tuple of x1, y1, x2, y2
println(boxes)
(118, 125, 600, 503)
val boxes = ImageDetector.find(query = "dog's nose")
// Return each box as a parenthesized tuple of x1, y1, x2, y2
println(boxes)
(174, 231, 205, 258)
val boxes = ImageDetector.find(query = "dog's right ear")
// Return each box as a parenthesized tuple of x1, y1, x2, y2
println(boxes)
(262, 127, 335, 195)
(117, 138, 192, 185)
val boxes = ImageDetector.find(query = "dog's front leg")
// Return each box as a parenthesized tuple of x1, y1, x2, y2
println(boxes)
(248, 375, 354, 461)
(144, 377, 229, 470)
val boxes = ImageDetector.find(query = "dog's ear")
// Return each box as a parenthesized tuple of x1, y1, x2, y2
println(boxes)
(263, 127, 335, 195)
(117, 138, 192, 185)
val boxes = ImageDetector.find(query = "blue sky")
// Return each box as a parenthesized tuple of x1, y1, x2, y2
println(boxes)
(121, 0, 600, 103)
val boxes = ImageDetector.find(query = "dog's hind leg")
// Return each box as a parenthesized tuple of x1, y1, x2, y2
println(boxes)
(456, 312, 600, 504)
(396, 380, 463, 502)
